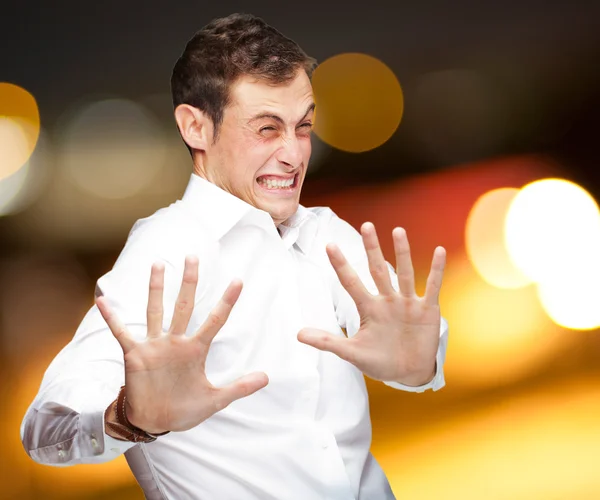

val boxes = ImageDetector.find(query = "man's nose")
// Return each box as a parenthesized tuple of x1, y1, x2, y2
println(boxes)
(275, 136, 303, 171)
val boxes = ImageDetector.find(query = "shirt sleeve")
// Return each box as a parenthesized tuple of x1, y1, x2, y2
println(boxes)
(20, 307, 141, 466)
(326, 212, 448, 393)
(20, 217, 187, 466)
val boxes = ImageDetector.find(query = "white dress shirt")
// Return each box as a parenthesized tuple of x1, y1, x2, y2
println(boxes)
(21, 174, 448, 500)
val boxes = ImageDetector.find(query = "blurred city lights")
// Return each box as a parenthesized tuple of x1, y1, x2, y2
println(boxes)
(0, 117, 30, 179)
(376, 378, 600, 500)
(537, 275, 600, 330)
(0, 130, 52, 217)
(0, 154, 30, 216)
(0, 84, 40, 171)
(57, 98, 167, 199)
(505, 178, 600, 284)
(0, 82, 40, 180)
(465, 187, 532, 289)
(7, 133, 190, 249)
(311, 53, 403, 153)
(439, 257, 567, 388)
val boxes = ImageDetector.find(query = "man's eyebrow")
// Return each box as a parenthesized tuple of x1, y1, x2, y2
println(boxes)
(248, 103, 316, 125)
(300, 103, 316, 121)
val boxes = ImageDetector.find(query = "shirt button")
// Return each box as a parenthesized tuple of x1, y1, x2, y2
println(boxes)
(91, 438, 99, 449)
(58, 450, 65, 459)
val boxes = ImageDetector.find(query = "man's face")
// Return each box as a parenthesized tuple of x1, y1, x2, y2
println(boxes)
(202, 70, 314, 226)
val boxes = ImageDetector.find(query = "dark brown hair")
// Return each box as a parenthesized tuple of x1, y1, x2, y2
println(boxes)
(171, 13, 317, 142)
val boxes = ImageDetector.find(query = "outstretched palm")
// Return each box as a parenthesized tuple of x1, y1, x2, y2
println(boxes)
(298, 223, 445, 386)
(96, 256, 268, 434)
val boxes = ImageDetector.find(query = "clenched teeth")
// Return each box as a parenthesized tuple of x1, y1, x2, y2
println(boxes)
(257, 177, 294, 189)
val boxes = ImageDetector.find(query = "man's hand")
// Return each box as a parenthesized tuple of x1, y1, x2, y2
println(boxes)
(96, 256, 268, 434)
(298, 222, 446, 386)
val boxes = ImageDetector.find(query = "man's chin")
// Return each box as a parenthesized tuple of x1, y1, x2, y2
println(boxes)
(261, 202, 299, 226)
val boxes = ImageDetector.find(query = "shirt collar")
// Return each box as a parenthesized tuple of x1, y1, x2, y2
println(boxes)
(181, 174, 255, 240)
(278, 204, 318, 255)
(180, 174, 316, 250)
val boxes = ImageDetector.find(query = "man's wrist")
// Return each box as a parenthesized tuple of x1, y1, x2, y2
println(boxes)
(395, 362, 437, 387)
(103, 386, 170, 443)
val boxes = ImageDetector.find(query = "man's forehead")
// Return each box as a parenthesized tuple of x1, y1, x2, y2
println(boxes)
(228, 73, 314, 116)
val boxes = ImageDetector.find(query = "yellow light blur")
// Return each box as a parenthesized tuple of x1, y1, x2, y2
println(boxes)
(537, 276, 600, 330)
(465, 187, 532, 289)
(0, 158, 30, 216)
(0, 130, 52, 217)
(505, 178, 600, 283)
(375, 377, 600, 499)
(439, 256, 568, 388)
(0, 82, 40, 180)
(311, 53, 403, 153)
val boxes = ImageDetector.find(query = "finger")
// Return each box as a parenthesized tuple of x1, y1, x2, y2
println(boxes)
(424, 246, 446, 305)
(96, 296, 136, 354)
(196, 279, 243, 346)
(212, 372, 269, 411)
(169, 255, 199, 336)
(361, 222, 395, 296)
(392, 227, 416, 297)
(326, 244, 371, 311)
(297, 328, 358, 366)
(147, 262, 165, 338)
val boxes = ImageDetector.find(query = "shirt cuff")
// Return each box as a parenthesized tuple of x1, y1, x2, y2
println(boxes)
(78, 392, 137, 462)
(25, 395, 136, 466)
(383, 316, 448, 393)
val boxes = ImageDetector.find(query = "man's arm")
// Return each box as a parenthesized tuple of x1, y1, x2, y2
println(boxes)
(21, 235, 177, 465)
(20, 308, 140, 466)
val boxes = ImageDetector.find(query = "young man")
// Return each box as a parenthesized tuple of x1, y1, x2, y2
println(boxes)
(22, 13, 448, 500)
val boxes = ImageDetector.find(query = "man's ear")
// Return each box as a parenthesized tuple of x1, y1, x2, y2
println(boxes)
(174, 104, 214, 151)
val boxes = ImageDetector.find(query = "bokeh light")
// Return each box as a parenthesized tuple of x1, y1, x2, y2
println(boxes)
(537, 275, 600, 330)
(440, 256, 567, 388)
(311, 53, 403, 153)
(465, 187, 532, 289)
(376, 378, 600, 500)
(57, 98, 166, 199)
(505, 178, 600, 283)
(0, 82, 41, 180)
(0, 130, 52, 217)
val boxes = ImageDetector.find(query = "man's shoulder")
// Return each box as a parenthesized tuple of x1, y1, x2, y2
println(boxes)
(115, 202, 216, 268)
(304, 206, 358, 238)
(304, 205, 365, 262)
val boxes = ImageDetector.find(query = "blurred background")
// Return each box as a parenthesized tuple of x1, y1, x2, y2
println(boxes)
(2, 1, 600, 498)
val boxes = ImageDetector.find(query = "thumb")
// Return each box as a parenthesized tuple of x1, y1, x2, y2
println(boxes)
(297, 328, 357, 365)
(213, 372, 269, 411)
